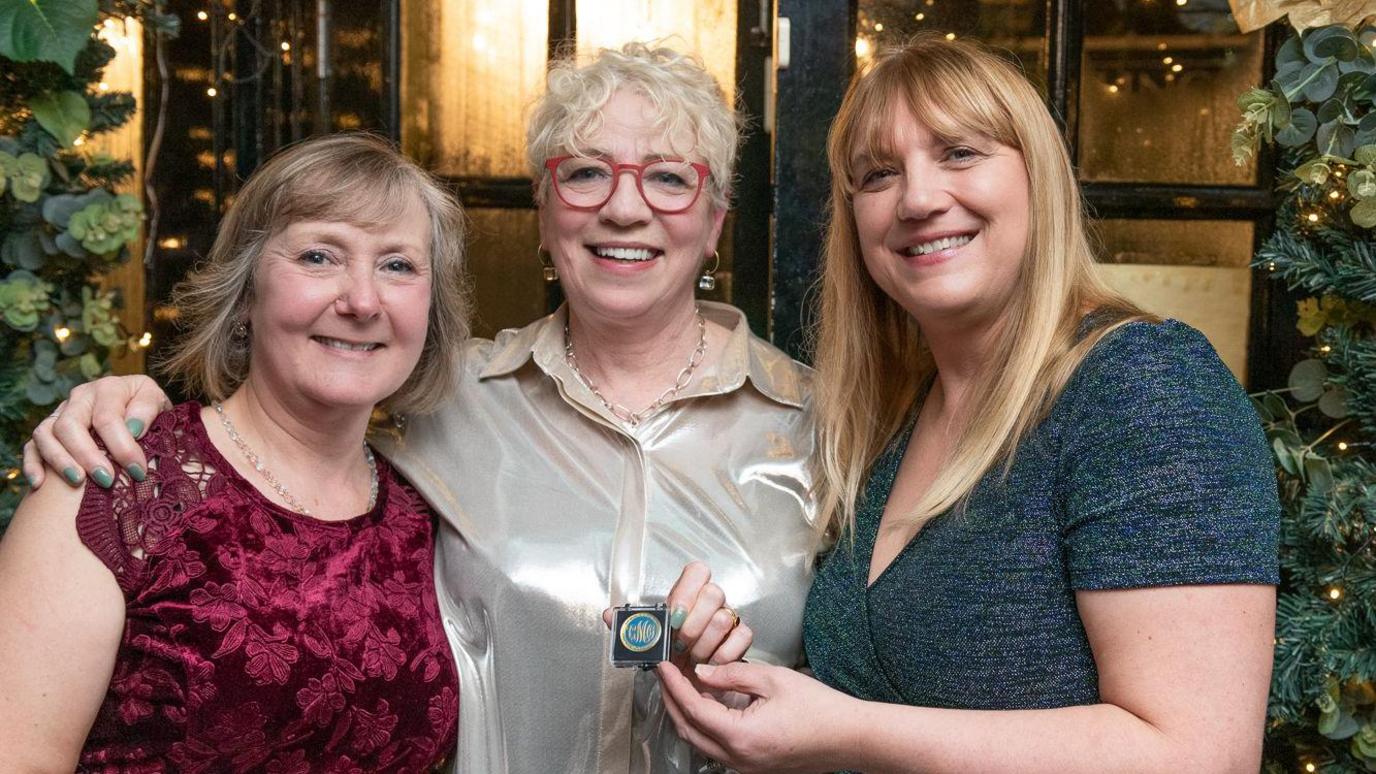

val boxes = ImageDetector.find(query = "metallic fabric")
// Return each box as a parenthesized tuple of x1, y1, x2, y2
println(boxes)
(375, 301, 818, 774)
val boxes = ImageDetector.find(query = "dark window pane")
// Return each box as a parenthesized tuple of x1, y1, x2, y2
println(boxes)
(1078, 1, 1263, 185)
(856, 0, 1047, 92)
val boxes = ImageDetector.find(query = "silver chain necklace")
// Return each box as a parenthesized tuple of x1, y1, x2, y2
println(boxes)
(212, 401, 378, 516)
(564, 307, 707, 428)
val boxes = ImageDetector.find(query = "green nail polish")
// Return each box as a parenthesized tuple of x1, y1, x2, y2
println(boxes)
(669, 606, 687, 629)
(62, 467, 83, 485)
(127, 463, 146, 482)
(24, 473, 39, 488)
(673, 639, 686, 653)
(91, 467, 114, 488)
(126, 418, 145, 439)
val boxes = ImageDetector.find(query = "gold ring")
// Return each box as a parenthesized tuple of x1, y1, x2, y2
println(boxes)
(723, 606, 740, 630)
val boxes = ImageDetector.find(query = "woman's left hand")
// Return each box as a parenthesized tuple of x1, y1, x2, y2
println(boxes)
(656, 659, 858, 774)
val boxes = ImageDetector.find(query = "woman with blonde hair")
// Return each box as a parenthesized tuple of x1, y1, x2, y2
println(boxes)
(656, 34, 1279, 772)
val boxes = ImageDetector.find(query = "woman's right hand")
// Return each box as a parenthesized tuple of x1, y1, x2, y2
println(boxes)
(22, 375, 173, 489)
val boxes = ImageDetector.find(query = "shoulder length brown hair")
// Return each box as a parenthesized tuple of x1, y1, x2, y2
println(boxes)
(159, 132, 471, 416)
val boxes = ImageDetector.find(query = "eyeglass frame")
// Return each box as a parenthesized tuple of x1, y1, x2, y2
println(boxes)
(542, 156, 713, 214)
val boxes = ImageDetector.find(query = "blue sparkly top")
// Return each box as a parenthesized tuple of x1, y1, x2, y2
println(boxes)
(802, 319, 1280, 712)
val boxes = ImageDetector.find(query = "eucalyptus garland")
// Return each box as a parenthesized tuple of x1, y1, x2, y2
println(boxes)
(1233, 22, 1376, 774)
(0, 0, 177, 528)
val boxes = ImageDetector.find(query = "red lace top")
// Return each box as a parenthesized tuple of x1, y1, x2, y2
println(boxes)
(74, 403, 458, 773)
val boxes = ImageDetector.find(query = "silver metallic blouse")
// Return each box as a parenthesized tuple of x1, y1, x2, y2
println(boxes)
(375, 301, 818, 774)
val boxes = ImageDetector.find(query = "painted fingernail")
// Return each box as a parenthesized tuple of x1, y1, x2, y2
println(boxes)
(669, 606, 688, 629)
(694, 663, 716, 677)
(91, 467, 115, 488)
(24, 472, 40, 488)
(127, 463, 146, 482)
(673, 639, 686, 653)
(62, 466, 83, 485)
(126, 418, 145, 439)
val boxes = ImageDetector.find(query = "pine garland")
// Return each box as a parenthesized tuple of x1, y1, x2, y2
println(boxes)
(1236, 22, 1376, 774)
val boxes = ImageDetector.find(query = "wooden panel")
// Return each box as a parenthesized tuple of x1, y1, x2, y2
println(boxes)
(1098, 264, 1252, 385)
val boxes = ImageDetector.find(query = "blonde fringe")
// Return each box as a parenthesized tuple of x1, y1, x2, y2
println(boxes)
(811, 35, 1154, 546)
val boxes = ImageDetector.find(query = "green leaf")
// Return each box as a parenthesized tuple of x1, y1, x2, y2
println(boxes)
(1356, 143, 1376, 165)
(1317, 120, 1356, 158)
(1249, 395, 1274, 422)
(1304, 455, 1334, 494)
(29, 91, 91, 148)
(1299, 61, 1340, 102)
(1289, 358, 1328, 401)
(1352, 196, 1376, 228)
(1348, 169, 1376, 198)
(1273, 437, 1300, 475)
(0, 0, 98, 74)
(1263, 393, 1288, 422)
(1309, 25, 1360, 62)
(1277, 108, 1318, 146)
(1278, 35, 1306, 70)
(78, 352, 102, 380)
(24, 379, 56, 406)
(1317, 97, 1346, 123)
(1295, 160, 1332, 185)
(1319, 386, 1349, 418)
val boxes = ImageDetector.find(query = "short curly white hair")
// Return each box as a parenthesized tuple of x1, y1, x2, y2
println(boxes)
(526, 42, 743, 211)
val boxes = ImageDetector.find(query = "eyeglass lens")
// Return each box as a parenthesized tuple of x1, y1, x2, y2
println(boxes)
(553, 158, 702, 212)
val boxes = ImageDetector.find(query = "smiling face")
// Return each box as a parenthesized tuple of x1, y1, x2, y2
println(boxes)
(850, 106, 1030, 329)
(244, 194, 433, 413)
(537, 88, 725, 324)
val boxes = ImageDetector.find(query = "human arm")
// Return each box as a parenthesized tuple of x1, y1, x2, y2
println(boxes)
(658, 582, 1274, 773)
(0, 478, 126, 771)
(20, 374, 172, 488)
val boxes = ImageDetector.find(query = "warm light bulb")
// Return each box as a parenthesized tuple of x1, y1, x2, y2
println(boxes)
(227, 12, 237, 21)
(206, 86, 218, 97)
(1330, 190, 1342, 199)
(1306, 764, 1317, 773)
(1176, 0, 1187, 5)
(1328, 587, 1342, 600)
(1307, 213, 1320, 223)
(915, 12, 925, 20)
(945, 32, 956, 40)
(1157, 42, 1168, 50)
(55, 327, 71, 341)
(1321, 345, 1332, 353)
(1108, 84, 1120, 93)
(281, 41, 291, 51)
(197, 10, 208, 21)
(6, 469, 19, 480)
(855, 38, 872, 58)
(874, 22, 883, 31)
(1171, 63, 1183, 72)
(139, 332, 153, 347)
(98, 81, 110, 91)
(1163, 56, 1173, 64)
(1338, 441, 1349, 451)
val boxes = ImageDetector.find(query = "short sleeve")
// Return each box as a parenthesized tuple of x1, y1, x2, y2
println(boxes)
(1058, 320, 1280, 590)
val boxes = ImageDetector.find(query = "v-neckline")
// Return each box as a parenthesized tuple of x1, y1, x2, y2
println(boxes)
(861, 415, 921, 591)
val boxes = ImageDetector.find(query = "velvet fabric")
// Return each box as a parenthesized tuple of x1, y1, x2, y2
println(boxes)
(74, 403, 458, 773)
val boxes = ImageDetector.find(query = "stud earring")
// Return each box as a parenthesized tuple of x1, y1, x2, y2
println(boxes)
(233, 321, 249, 339)
(538, 245, 558, 282)
(698, 251, 720, 292)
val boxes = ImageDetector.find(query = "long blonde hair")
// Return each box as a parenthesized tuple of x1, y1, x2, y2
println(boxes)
(812, 34, 1152, 540)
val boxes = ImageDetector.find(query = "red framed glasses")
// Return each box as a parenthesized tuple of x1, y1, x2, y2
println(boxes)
(543, 156, 711, 214)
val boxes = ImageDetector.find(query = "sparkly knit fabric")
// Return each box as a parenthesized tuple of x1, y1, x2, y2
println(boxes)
(74, 403, 458, 772)
(803, 319, 1280, 712)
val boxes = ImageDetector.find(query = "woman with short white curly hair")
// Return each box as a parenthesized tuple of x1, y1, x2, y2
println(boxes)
(24, 43, 818, 773)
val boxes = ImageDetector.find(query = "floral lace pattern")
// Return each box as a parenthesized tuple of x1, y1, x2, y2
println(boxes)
(74, 403, 458, 772)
